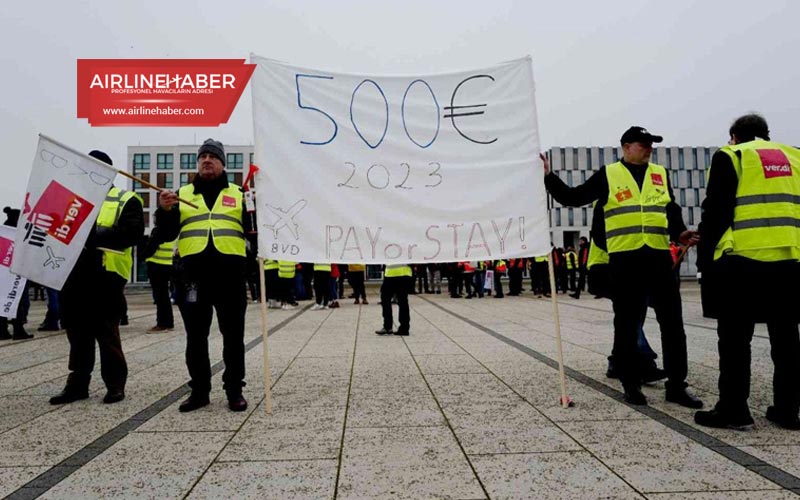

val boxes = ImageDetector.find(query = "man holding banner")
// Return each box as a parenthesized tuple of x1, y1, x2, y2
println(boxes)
(51, 150, 144, 405)
(542, 126, 702, 408)
(156, 139, 252, 413)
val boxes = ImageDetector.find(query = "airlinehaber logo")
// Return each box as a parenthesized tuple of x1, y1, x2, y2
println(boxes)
(26, 181, 94, 245)
(758, 149, 792, 179)
(77, 59, 255, 126)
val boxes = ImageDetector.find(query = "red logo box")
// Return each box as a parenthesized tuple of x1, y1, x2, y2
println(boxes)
(758, 149, 792, 178)
(0, 237, 13, 268)
(28, 181, 95, 245)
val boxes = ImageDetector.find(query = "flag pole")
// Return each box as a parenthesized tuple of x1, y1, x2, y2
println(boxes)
(257, 257, 272, 414)
(115, 170, 197, 209)
(547, 253, 572, 409)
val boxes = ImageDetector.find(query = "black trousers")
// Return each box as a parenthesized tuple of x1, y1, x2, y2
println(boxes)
(148, 263, 174, 328)
(264, 269, 279, 301)
(178, 274, 247, 395)
(532, 262, 550, 295)
(314, 270, 331, 305)
(717, 317, 800, 416)
(610, 248, 687, 388)
(575, 266, 588, 297)
(279, 277, 295, 303)
(568, 269, 577, 291)
(381, 276, 411, 333)
(61, 273, 127, 391)
(493, 271, 504, 297)
(508, 268, 523, 295)
(350, 271, 366, 300)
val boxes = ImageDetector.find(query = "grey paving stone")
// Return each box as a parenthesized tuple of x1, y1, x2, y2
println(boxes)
(0, 467, 49, 498)
(346, 385, 445, 428)
(187, 460, 337, 500)
(645, 491, 799, 499)
(337, 426, 485, 500)
(414, 354, 489, 375)
(470, 451, 643, 500)
(39, 431, 232, 499)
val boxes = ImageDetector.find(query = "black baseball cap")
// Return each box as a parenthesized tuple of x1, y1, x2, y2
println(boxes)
(620, 126, 663, 145)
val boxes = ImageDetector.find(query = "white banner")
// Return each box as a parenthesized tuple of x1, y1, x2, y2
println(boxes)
(0, 226, 27, 319)
(11, 135, 116, 290)
(252, 55, 549, 263)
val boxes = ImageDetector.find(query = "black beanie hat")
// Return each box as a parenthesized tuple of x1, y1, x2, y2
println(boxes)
(198, 138, 226, 165)
(88, 150, 113, 166)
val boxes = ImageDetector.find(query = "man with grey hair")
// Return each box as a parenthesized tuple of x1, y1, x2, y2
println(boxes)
(156, 139, 254, 413)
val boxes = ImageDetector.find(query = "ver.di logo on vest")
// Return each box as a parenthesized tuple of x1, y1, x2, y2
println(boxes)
(650, 173, 664, 186)
(615, 187, 633, 202)
(758, 149, 792, 179)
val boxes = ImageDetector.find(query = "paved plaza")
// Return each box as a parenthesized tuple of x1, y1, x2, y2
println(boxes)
(1, 282, 799, 499)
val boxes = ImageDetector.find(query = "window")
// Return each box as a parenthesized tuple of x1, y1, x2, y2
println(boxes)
(581, 208, 587, 226)
(133, 153, 150, 171)
(694, 188, 700, 204)
(133, 173, 150, 190)
(585, 149, 592, 170)
(139, 192, 150, 209)
(157, 153, 173, 170)
(249, 152, 254, 165)
(666, 148, 672, 169)
(180, 153, 196, 170)
(692, 147, 699, 170)
(699, 171, 706, 188)
(651, 148, 658, 164)
(687, 172, 693, 188)
(679, 189, 686, 206)
(226, 173, 244, 184)
(687, 208, 694, 226)
(555, 208, 561, 227)
(180, 172, 195, 186)
(672, 170, 679, 186)
(143, 211, 150, 227)
(156, 173, 173, 189)
(599, 149, 605, 167)
(678, 149, 685, 170)
(580, 171, 586, 183)
(560, 148, 566, 171)
(226, 153, 244, 170)
(567, 208, 574, 226)
(704, 148, 711, 168)
(612, 148, 619, 162)
(572, 148, 578, 170)
(566, 171, 573, 187)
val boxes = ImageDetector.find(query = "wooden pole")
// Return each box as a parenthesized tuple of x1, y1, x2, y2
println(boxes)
(257, 257, 272, 414)
(115, 170, 198, 209)
(547, 253, 571, 409)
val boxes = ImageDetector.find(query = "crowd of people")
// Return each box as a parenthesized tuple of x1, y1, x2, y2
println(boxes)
(4, 113, 799, 431)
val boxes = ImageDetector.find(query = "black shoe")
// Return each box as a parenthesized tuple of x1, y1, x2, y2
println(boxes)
(120, 317, 129, 326)
(37, 324, 60, 332)
(0, 330, 11, 340)
(375, 327, 394, 336)
(103, 390, 125, 404)
(606, 364, 620, 379)
(666, 388, 703, 409)
(766, 406, 800, 430)
(12, 329, 33, 340)
(623, 385, 647, 405)
(179, 395, 210, 412)
(694, 408, 754, 429)
(641, 367, 667, 383)
(50, 388, 89, 405)
(569, 293, 580, 299)
(228, 394, 248, 412)
(395, 330, 410, 336)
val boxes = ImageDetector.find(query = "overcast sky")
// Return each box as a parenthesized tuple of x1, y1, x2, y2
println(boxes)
(2, 0, 798, 208)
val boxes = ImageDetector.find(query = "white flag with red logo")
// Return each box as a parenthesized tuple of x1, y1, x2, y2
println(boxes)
(0, 225, 27, 318)
(10, 135, 117, 290)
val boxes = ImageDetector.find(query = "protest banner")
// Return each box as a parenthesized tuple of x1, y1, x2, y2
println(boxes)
(0, 225, 27, 319)
(11, 135, 117, 290)
(251, 55, 549, 264)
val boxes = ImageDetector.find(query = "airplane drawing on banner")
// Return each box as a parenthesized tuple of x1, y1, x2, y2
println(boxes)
(263, 199, 307, 240)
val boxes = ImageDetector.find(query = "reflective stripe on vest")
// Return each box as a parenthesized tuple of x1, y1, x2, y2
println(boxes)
(314, 263, 331, 272)
(713, 140, 800, 262)
(177, 183, 245, 258)
(97, 187, 142, 280)
(145, 240, 175, 266)
(587, 240, 609, 270)
(604, 162, 670, 253)
(385, 264, 412, 277)
(278, 260, 296, 278)
(264, 259, 279, 271)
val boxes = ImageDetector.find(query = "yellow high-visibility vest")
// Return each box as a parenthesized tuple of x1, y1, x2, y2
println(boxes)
(263, 259, 279, 271)
(385, 264, 412, 277)
(278, 260, 296, 278)
(96, 187, 142, 280)
(587, 240, 610, 270)
(314, 263, 331, 272)
(177, 183, 245, 258)
(714, 140, 800, 262)
(146, 240, 175, 267)
(604, 162, 671, 253)
(565, 251, 578, 270)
